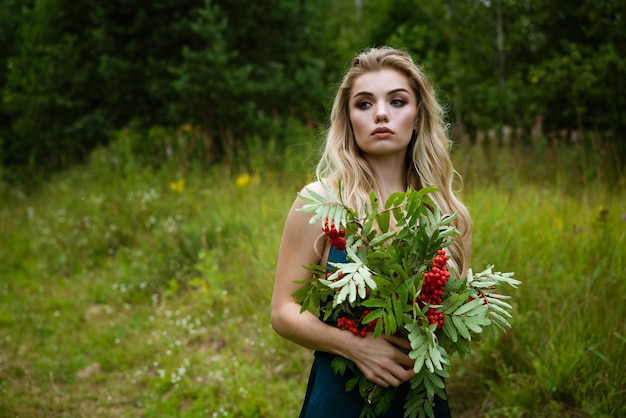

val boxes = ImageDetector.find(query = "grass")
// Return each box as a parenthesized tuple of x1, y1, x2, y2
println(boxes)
(1, 132, 625, 417)
(448, 183, 625, 417)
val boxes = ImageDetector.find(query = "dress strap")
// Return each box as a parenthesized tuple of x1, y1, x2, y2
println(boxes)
(321, 247, 347, 325)
(327, 246, 347, 266)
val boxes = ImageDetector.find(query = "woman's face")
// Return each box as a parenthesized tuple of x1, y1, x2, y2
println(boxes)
(349, 69, 417, 160)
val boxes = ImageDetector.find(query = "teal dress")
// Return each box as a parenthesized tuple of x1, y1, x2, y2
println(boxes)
(299, 247, 451, 418)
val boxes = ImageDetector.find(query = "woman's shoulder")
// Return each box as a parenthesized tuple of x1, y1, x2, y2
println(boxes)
(298, 179, 338, 200)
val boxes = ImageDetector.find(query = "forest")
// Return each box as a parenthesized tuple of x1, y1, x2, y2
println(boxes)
(1, 0, 624, 177)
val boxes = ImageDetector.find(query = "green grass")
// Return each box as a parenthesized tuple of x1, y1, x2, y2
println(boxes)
(447, 183, 625, 417)
(1, 135, 625, 417)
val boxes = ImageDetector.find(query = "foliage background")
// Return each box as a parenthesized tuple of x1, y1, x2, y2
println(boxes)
(1, 1, 625, 417)
(1, 0, 625, 178)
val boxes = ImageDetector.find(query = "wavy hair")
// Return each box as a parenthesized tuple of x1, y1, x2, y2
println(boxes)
(316, 46, 472, 273)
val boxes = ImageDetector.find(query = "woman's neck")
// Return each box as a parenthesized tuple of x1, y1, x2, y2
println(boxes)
(364, 153, 408, 199)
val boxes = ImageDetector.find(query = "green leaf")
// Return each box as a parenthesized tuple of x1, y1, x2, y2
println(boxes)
(376, 210, 391, 233)
(403, 392, 426, 418)
(489, 310, 512, 329)
(331, 355, 349, 375)
(300, 186, 327, 206)
(423, 366, 435, 390)
(487, 301, 513, 318)
(455, 338, 472, 355)
(392, 295, 406, 328)
(426, 370, 445, 389)
(362, 309, 383, 324)
(439, 212, 458, 225)
(369, 230, 396, 247)
(442, 315, 458, 342)
(463, 316, 486, 333)
(327, 204, 337, 227)
(423, 398, 434, 418)
(374, 315, 384, 337)
(298, 203, 320, 213)
(346, 376, 359, 391)
(348, 280, 357, 303)
(369, 191, 380, 210)
(442, 292, 469, 314)
(337, 283, 351, 305)
(383, 308, 397, 336)
(361, 298, 385, 308)
(485, 296, 513, 310)
(325, 180, 342, 203)
(452, 297, 484, 316)
(451, 315, 471, 340)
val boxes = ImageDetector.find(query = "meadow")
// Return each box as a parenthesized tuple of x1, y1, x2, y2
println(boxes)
(0, 129, 624, 418)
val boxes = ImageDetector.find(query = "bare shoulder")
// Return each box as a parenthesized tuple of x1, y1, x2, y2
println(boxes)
(285, 180, 325, 225)
(298, 180, 325, 197)
(296, 179, 337, 202)
(278, 181, 328, 271)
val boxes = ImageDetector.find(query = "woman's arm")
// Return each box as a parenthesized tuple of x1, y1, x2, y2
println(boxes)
(270, 182, 415, 388)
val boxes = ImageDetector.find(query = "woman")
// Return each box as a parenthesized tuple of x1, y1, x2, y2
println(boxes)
(271, 46, 472, 417)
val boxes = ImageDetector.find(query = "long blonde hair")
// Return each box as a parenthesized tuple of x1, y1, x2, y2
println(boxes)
(316, 46, 472, 273)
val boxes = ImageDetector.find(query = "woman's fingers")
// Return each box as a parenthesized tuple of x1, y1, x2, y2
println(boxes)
(369, 360, 414, 387)
(385, 334, 412, 350)
(352, 335, 416, 387)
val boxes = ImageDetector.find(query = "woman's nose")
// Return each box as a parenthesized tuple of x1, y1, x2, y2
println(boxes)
(375, 106, 389, 123)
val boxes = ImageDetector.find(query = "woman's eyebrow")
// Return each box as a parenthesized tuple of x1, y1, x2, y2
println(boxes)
(352, 88, 411, 99)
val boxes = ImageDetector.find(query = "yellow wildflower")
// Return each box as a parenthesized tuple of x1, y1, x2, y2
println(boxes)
(235, 173, 260, 189)
(170, 179, 185, 193)
(236, 173, 251, 188)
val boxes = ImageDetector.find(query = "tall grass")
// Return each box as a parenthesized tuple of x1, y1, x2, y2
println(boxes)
(0, 131, 624, 417)
(448, 139, 625, 417)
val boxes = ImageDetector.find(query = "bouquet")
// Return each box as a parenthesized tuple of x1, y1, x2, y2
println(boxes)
(292, 182, 520, 418)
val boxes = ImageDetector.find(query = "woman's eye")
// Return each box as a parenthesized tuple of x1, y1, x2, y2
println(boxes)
(391, 99, 405, 107)
(357, 101, 372, 109)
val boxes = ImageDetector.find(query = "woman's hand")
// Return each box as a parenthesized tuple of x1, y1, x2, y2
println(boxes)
(343, 332, 415, 388)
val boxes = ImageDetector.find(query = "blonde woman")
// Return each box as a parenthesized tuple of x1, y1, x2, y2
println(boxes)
(271, 46, 471, 417)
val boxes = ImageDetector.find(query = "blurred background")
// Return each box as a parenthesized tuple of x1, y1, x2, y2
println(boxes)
(0, 1, 624, 417)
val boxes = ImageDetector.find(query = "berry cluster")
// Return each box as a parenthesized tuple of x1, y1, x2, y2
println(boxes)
(337, 310, 377, 338)
(419, 250, 451, 330)
(322, 218, 347, 250)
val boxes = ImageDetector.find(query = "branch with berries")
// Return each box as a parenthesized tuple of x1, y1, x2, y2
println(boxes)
(293, 182, 520, 418)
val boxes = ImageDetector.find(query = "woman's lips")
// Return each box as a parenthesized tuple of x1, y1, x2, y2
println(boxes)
(371, 127, 394, 138)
